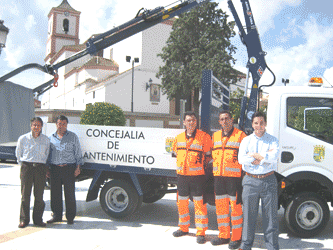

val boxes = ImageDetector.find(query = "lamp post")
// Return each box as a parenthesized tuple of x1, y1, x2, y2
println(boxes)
(126, 56, 139, 112)
(0, 20, 9, 55)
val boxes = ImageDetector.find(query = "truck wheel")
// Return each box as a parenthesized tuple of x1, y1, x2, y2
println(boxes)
(284, 192, 329, 238)
(100, 179, 142, 219)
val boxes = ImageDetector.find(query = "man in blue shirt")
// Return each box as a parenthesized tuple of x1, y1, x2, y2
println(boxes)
(238, 111, 280, 250)
(16, 117, 50, 228)
(47, 115, 83, 225)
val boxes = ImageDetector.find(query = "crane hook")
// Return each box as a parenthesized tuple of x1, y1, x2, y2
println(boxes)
(53, 72, 59, 87)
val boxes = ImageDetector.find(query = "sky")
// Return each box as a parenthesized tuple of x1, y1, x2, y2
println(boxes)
(1, 0, 333, 92)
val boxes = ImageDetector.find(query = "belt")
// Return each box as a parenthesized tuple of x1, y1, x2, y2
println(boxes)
(51, 164, 75, 167)
(245, 171, 274, 179)
(23, 162, 44, 167)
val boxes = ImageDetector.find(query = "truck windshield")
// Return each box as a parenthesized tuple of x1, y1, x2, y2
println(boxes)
(287, 97, 333, 145)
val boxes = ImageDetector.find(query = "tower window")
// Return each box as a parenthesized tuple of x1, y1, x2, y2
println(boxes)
(63, 19, 69, 34)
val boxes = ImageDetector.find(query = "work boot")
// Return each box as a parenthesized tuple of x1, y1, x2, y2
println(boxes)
(172, 229, 188, 237)
(211, 237, 230, 246)
(47, 217, 62, 224)
(197, 235, 206, 244)
(229, 240, 242, 249)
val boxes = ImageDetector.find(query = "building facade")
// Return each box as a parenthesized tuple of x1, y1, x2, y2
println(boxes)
(40, 0, 245, 127)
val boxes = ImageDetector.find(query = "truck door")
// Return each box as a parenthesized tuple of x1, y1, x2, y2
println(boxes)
(279, 94, 333, 175)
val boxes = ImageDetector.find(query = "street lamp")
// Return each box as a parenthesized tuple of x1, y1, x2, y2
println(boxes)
(0, 20, 9, 55)
(145, 78, 153, 91)
(126, 56, 139, 112)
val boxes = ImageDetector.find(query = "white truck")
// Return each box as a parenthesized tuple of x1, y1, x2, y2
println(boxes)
(39, 80, 333, 239)
(266, 83, 333, 238)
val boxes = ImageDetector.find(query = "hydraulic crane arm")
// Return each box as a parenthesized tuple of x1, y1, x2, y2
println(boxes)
(228, 0, 269, 134)
(0, 0, 209, 95)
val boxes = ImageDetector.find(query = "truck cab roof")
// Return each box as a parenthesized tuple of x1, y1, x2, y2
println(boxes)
(266, 85, 333, 96)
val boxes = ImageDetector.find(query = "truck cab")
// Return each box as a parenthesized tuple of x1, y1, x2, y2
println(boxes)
(266, 82, 333, 237)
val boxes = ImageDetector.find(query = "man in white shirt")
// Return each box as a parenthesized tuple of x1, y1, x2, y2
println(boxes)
(238, 111, 279, 250)
(16, 117, 50, 228)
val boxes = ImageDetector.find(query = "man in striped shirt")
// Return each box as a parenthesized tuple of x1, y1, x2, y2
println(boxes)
(16, 117, 50, 228)
(47, 115, 83, 225)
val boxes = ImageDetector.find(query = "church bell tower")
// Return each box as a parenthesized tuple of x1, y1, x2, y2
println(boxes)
(45, 0, 81, 63)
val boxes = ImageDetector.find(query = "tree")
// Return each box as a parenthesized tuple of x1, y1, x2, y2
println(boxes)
(229, 87, 267, 124)
(229, 87, 244, 123)
(80, 102, 126, 126)
(157, 2, 238, 115)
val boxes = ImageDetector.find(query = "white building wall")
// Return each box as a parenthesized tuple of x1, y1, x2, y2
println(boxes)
(141, 23, 172, 71)
(46, 15, 53, 56)
(85, 87, 106, 107)
(230, 77, 246, 93)
(85, 68, 117, 81)
(103, 67, 169, 114)
(55, 39, 75, 54)
(48, 14, 53, 35)
(65, 73, 76, 92)
(67, 116, 81, 124)
(135, 120, 164, 128)
(107, 33, 142, 73)
(46, 40, 52, 56)
(76, 84, 87, 110)
(63, 52, 91, 75)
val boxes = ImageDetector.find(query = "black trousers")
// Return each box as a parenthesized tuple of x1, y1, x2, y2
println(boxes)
(20, 162, 47, 224)
(177, 175, 205, 197)
(50, 164, 76, 221)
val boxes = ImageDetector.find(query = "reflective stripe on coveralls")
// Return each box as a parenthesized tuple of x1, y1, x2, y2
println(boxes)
(215, 193, 243, 240)
(212, 127, 246, 241)
(193, 196, 208, 235)
(173, 130, 211, 176)
(212, 128, 246, 177)
(177, 195, 190, 231)
(176, 192, 208, 236)
(174, 130, 212, 236)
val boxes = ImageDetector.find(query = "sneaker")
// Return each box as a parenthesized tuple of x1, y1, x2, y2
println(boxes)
(229, 240, 241, 249)
(172, 230, 189, 237)
(211, 237, 230, 246)
(197, 235, 206, 244)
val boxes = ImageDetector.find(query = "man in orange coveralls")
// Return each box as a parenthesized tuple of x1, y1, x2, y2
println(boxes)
(172, 111, 213, 244)
(211, 110, 246, 249)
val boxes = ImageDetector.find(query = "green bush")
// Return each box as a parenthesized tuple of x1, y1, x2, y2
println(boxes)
(80, 102, 126, 126)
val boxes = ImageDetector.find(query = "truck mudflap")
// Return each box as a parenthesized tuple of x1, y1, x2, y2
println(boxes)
(86, 170, 104, 202)
(129, 173, 143, 196)
(276, 171, 293, 201)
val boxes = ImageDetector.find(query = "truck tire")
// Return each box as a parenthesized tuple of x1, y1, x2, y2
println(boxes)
(100, 179, 142, 218)
(284, 192, 329, 238)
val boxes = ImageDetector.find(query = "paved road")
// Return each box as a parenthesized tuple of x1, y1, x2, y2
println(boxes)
(1, 162, 333, 250)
